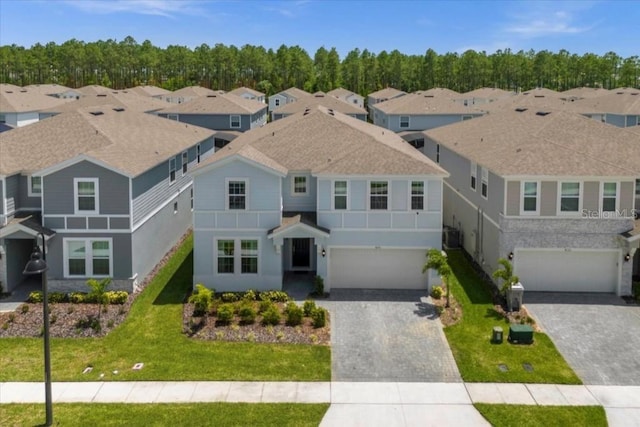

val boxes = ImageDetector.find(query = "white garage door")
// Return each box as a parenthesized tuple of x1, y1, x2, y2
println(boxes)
(515, 250, 618, 293)
(329, 248, 428, 289)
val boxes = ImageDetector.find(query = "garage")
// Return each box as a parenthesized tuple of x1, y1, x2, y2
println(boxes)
(328, 248, 428, 289)
(514, 249, 619, 293)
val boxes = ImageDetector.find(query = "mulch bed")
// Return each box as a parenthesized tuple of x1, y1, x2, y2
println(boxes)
(430, 286, 463, 327)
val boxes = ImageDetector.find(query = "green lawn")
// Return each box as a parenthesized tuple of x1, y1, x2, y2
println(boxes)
(444, 251, 581, 384)
(0, 403, 329, 426)
(0, 234, 331, 382)
(474, 404, 607, 427)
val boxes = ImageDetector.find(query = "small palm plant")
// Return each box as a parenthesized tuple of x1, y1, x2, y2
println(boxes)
(423, 248, 452, 307)
(86, 277, 111, 319)
(492, 258, 519, 295)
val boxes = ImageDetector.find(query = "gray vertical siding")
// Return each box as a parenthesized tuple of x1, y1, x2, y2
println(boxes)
(18, 175, 41, 210)
(606, 114, 627, 128)
(4, 238, 33, 292)
(282, 174, 317, 211)
(5, 174, 19, 215)
(44, 160, 129, 215)
(0, 178, 4, 216)
(157, 114, 251, 132)
(621, 181, 634, 212)
(583, 181, 599, 212)
(540, 181, 557, 216)
(317, 180, 331, 210)
(506, 181, 520, 216)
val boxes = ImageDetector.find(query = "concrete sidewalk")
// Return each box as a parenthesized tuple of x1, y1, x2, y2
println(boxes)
(2, 381, 640, 426)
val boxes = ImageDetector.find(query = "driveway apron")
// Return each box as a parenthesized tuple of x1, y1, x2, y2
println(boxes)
(525, 292, 640, 385)
(319, 289, 461, 383)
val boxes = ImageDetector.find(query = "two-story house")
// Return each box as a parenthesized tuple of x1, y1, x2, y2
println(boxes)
(1, 84, 72, 127)
(271, 92, 367, 122)
(191, 106, 448, 292)
(39, 91, 169, 120)
(162, 86, 223, 104)
(24, 84, 83, 100)
(423, 107, 640, 295)
(0, 106, 216, 294)
(268, 87, 311, 113)
(367, 87, 406, 111)
(455, 87, 514, 106)
(127, 85, 172, 100)
(327, 88, 365, 109)
(228, 87, 266, 103)
(570, 90, 640, 128)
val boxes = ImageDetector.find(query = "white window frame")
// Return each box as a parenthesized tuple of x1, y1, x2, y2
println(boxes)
(520, 181, 540, 215)
(480, 167, 488, 199)
(399, 116, 410, 128)
(291, 175, 307, 196)
(332, 180, 348, 210)
(167, 114, 179, 121)
(274, 98, 280, 107)
(63, 238, 113, 278)
(369, 180, 389, 210)
(436, 144, 440, 163)
(215, 238, 260, 275)
(181, 151, 188, 176)
(410, 181, 424, 210)
(74, 178, 99, 214)
(28, 176, 42, 197)
(169, 158, 176, 185)
(226, 178, 248, 210)
(557, 181, 582, 215)
(240, 239, 259, 275)
(470, 162, 477, 191)
(230, 115, 241, 128)
(600, 182, 619, 213)
(216, 239, 235, 274)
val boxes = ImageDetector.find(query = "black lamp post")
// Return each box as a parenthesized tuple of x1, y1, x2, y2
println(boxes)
(23, 232, 53, 427)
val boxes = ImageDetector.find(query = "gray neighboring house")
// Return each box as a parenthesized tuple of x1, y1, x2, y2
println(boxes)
(366, 87, 406, 115)
(422, 107, 640, 295)
(156, 93, 267, 148)
(228, 87, 266, 103)
(559, 87, 611, 102)
(127, 85, 172, 100)
(23, 84, 83, 100)
(0, 106, 216, 294)
(77, 85, 115, 96)
(327, 87, 365, 109)
(271, 91, 368, 121)
(268, 87, 311, 113)
(455, 87, 515, 106)
(39, 91, 169, 120)
(1, 84, 72, 127)
(569, 90, 640, 128)
(163, 86, 223, 104)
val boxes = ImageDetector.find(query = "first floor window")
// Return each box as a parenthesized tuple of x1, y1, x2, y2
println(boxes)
(560, 182, 580, 212)
(334, 180, 347, 210)
(370, 181, 388, 210)
(65, 239, 111, 277)
(75, 178, 98, 213)
(29, 176, 42, 196)
(411, 181, 424, 210)
(217, 240, 235, 273)
(241, 240, 258, 274)
(523, 181, 538, 212)
(602, 182, 617, 212)
(228, 180, 246, 210)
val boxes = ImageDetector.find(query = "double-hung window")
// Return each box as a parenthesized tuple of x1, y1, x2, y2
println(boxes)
(230, 115, 241, 128)
(481, 167, 488, 199)
(334, 181, 347, 210)
(436, 144, 440, 163)
(29, 176, 42, 196)
(636, 179, 640, 196)
(399, 116, 409, 128)
(560, 182, 580, 212)
(241, 240, 258, 274)
(470, 162, 477, 191)
(602, 182, 617, 212)
(64, 238, 112, 277)
(216, 239, 259, 274)
(74, 178, 99, 214)
(196, 144, 201, 163)
(411, 181, 424, 210)
(181, 151, 188, 175)
(292, 176, 307, 195)
(227, 180, 247, 210)
(217, 240, 235, 273)
(370, 181, 388, 210)
(522, 181, 538, 214)
(169, 158, 176, 184)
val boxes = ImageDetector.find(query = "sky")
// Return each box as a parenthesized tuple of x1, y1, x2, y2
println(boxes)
(0, 0, 638, 58)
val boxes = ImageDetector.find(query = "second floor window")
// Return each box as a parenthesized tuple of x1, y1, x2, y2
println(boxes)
(436, 144, 440, 163)
(470, 162, 477, 191)
(228, 180, 246, 210)
(400, 116, 409, 128)
(182, 151, 188, 175)
(411, 181, 424, 210)
(602, 182, 617, 212)
(196, 144, 201, 163)
(481, 167, 488, 199)
(29, 176, 42, 196)
(75, 178, 98, 214)
(560, 182, 580, 212)
(230, 115, 241, 128)
(334, 181, 347, 210)
(370, 181, 388, 210)
(293, 176, 307, 195)
(522, 182, 538, 213)
(169, 158, 176, 184)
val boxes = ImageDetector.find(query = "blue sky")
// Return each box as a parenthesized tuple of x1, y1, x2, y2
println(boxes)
(1, 0, 638, 58)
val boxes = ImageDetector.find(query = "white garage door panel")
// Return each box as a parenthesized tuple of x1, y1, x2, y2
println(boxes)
(329, 248, 427, 289)
(515, 250, 618, 293)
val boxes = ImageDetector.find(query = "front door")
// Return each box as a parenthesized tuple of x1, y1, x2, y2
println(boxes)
(291, 238, 311, 269)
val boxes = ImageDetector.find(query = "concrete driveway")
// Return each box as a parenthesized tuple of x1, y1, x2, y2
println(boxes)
(319, 289, 461, 383)
(525, 293, 640, 385)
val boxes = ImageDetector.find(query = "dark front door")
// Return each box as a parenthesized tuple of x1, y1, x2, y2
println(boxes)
(292, 238, 311, 269)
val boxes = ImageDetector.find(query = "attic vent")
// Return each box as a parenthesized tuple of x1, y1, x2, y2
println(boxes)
(89, 111, 104, 116)
(303, 108, 311, 115)
(425, 95, 434, 98)
(314, 93, 325, 97)
(97, 94, 107, 97)
(5, 90, 13, 93)
(206, 95, 217, 97)
(515, 108, 528, 112)
(616, 92, 624, 95)
(328, 109, 334, 116)
(536, 111, 551, 116)
(534, 95, 545, 98)
(112, 107, 125, 112)
(20, 89, 27, 92)
(631, 92, 639, 96)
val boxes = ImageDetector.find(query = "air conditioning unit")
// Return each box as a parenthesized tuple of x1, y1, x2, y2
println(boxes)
(443, 226, 460, 249)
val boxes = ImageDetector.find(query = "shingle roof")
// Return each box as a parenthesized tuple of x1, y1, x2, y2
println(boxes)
(272, 92, 367, 116)
(328, 87, 362, 99)
(23, 84, 74, 96)
(77, 85, 114, 95)
(368, 87, 406, 100)
(372, 92, 484, 115)
(521, 87, 562, 97)
(1, 86, 72, 113)
(567, 91, 640, 115)
(127, 85, 172, 97)
(560, 87, 611, 100)
(39, 91, 168, 114)
(228, 86, 265, 98)
(277, 87, 311, 99)
(459, 87, 515, 100)
(170, 86, 220, 97)
(0, 105, 215, 177)
(481, 93, 572, 113)
(416, 88, 461, 98)
(157, 92, 266, 115)
(197, 106, 447, 177)
(424, 108, 640, 177)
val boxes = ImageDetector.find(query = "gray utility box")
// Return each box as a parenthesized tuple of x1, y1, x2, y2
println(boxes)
(507, 282, 524, 312)
(492, 326, 503, 344)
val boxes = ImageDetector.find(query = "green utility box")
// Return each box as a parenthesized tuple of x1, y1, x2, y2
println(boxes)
(508, 324, 534, 344)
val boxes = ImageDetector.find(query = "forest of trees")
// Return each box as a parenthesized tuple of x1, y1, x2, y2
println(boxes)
(1, 36, 638, 96)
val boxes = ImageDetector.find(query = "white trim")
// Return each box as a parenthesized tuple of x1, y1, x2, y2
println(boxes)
(520, 180, 540, 216)
(368, 180, 389, 211)
(1, 177, 7, 226)
(409, 180, 425, 211)
(291, 175, 308, 196)
(600, 181, 620, 213)
(332, 179, 349, 211)
(74, 177, 99, 215)
(557, 181, 583, 216)
(132, 181, 191, 232)
(214, 237, 260, 275)
(230, 115, 241, 129)
(63, 237, 113, 278)
(28, 175, 42, 197)
(167, 114, 179, 121)
(225, 178, 249, 211)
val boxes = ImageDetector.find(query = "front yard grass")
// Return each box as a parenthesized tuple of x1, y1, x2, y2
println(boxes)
(0, 234, 331, 382)
(444, 251, 581, 384)
(474, 404, 607, 427)
(1, 403, 329, 426)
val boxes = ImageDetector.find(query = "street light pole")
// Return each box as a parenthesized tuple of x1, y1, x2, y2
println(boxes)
(23, 232, 53, 426)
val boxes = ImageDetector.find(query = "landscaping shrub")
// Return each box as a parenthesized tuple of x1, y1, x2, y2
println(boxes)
(258, 290, 290, 302)
(69, 292, 86, 304)
(238, 303, 257, 324)
(76, 315, 101, 332)
(221, 292, 239, 303)
(303, 300, 317, 317)
(27, 291, 43, 303)
(20, 304, 29, 314)
(430, 286, 444, 299)
(311, 307, 327, 328)
(258, 300, 274, 314)
(217, 303, 235, 324)
(313, 276, 324, 295)
(189, 284, 214, 316)
(261, 305, 282, 325)
(242, 289, 257, 301)
(48, 292, 67, 303)
(285, 302, 304, 326)
(105, 291, 128, 305)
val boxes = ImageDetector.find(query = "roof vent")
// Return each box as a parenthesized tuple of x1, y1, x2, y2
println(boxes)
(89, 111, 104, 116)
(20, 89, 28, 93)
(303, 108, 311, 115)
(112, 107, 125, 112)
(97, 94, 107, 97)
(534, 95, 545, 98)
(631, 92, 639, 96)
(515, 108, 528, 112)
(616, 92, 624, 95)
(425, 95, 434, 98)
(536, 111, 551, 116)
(314, 93, 325, 98)
(5, 90, 13, 93)
(206, 95, 217, 97)
(328, 109, 334, 116)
